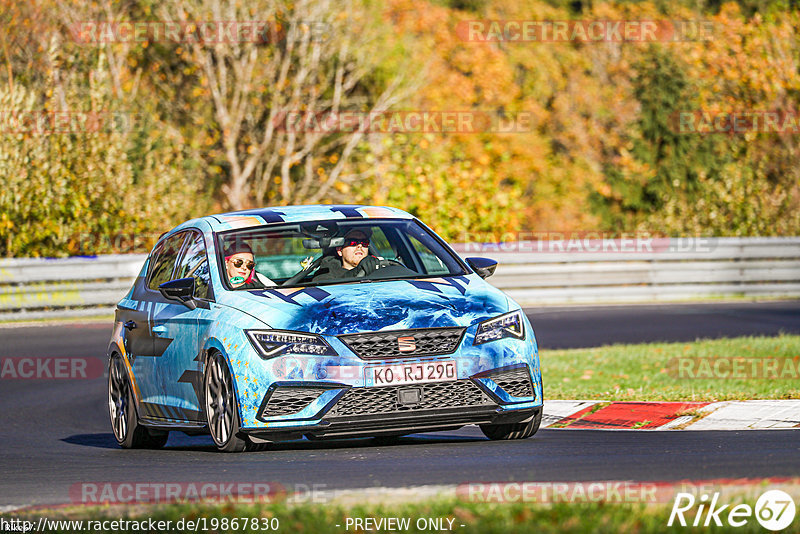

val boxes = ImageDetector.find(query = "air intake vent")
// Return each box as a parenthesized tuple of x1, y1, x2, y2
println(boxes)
(338, 327, 466, 359)
(258, 386, 329, 419)
(489, 367, 535, 399)
(327, 380, 494, 417)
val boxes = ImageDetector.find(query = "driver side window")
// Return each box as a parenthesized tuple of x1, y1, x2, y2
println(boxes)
(408, 235, 450, 275)
(369, 228, 395, 260)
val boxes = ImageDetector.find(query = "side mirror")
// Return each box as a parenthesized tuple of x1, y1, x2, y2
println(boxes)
(159, 277, 197, 309)
(465, 257, 498, 279)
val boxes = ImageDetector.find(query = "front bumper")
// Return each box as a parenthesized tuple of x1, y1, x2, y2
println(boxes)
(243, 405, 541, 441)
(240, 363, 542, 441)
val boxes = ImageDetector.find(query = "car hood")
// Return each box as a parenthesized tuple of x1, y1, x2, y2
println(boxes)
(225, 275, 509, 335)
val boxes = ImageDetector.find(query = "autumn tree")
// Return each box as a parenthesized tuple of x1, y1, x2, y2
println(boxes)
(155, 0, 412, 209)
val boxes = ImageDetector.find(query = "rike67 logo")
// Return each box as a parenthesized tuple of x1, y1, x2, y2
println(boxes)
(669, 490, 796, 531)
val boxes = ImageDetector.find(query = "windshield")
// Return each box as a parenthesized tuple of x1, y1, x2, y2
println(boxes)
(217, 219, 467, 289)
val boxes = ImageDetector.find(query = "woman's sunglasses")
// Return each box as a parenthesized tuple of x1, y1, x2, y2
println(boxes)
(228, 258, 255, 270)
(344, 239, 370, 248)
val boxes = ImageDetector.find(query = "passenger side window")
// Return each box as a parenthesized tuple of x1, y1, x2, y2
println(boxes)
(148, 233, 187, 290)
(175, 232, 211, 300)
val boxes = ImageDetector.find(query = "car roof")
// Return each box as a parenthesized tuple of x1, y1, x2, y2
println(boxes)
(204, 204, 414, 232)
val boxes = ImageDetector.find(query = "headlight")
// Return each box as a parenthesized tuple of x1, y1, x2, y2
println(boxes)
(473, 310, 525, 345)
(246, 330, 337, 359)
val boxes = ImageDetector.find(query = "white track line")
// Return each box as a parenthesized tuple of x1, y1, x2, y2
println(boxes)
(684, 400, 800, 430)
(541, 400, 599, 428)
(656, 415, 695, 430)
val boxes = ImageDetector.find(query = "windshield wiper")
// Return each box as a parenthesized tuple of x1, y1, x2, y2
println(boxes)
(279, 273, 459, 289)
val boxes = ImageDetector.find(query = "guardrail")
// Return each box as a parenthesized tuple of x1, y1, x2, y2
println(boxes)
(0, 237, 798, 320)
(459, 237, 800, 305)
(0, 254, 147, 320)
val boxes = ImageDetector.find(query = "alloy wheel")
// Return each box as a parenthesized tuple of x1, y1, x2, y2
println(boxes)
(205, 354, 235, 446)
(108, 356, 129, 442)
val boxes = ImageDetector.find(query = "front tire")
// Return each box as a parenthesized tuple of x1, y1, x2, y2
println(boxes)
(108, 354, 169, 449)
(480, 409, 542, 440)
(204, 351, 248, 452)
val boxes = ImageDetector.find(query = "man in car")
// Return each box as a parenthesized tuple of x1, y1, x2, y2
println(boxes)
(313, 228, 382, 281)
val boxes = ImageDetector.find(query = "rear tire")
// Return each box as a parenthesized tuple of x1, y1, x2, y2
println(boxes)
(108, 354, 169, 449)
(204, 351, 247, 452)
(480, 409, 542, 440)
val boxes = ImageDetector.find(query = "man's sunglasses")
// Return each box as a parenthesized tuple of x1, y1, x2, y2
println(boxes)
(228, 258, 255, 270)
(344, 239, 370, 248)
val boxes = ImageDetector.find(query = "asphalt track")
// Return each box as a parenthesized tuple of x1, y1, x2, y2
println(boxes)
(1, 300, 799, 509)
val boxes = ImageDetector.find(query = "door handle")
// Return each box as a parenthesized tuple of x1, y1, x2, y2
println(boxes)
(152, 325, 168, 335)
(123, 320, 137, 331)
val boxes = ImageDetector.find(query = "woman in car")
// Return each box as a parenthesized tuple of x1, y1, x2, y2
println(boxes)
(224, 241, 269, 289)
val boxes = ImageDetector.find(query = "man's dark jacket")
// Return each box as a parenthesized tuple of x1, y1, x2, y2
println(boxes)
(312, 255, 358, 282)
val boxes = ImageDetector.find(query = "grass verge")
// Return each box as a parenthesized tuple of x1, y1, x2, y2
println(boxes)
(541, 334, 800, 401)
(6, 498, 782, 534)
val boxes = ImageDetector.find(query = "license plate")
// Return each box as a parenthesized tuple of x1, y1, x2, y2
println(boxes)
(367, 360, 457, 387)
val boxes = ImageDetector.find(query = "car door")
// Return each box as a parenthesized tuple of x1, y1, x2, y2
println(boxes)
(149, 230, 213, 422)
(116, 302, 152, 365)
(130, 231, 188, 420)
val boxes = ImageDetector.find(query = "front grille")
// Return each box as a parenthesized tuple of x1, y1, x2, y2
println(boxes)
(258, 387, 329, 418)
(338, 327, 466, 359)
(490, 367, 535, 399)
(326, 380, 494, 417)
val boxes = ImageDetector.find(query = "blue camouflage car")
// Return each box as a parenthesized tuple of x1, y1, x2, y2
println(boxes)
(107, 205, 543, 452)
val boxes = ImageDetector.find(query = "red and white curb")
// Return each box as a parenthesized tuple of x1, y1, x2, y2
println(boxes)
(542, 400, 800, 430)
